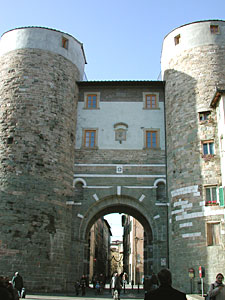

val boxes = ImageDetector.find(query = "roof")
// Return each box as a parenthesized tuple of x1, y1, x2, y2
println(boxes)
(211, 88, 225, 108)
(77, 80, 165, 87)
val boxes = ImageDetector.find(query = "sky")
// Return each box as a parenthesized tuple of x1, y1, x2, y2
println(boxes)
(104, 213, 123, 241)
(0, 0, 225, 81)
(1, 0, 224, 239)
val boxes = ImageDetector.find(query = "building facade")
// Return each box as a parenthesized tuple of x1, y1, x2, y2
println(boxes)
(0, 20, 225, 293)
(89, 217, 111, 282)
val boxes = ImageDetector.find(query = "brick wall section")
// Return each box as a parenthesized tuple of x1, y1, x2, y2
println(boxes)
(0, 49, 79, 291)
(163, 44, 225, 292)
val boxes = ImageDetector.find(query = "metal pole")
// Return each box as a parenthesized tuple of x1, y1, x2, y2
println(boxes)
(201, 278, 204, 297)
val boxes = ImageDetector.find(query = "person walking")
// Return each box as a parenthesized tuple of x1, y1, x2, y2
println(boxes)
(207, 273, 225, 300)
(80, 275, 86, 296)
(12, 272, 24, 298)
(144, 269, 187, 300)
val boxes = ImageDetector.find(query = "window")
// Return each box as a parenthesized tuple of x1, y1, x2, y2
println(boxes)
(84, 92, 100, 109)
(143, 92, 159, 109)
(202, 141, 214, 155)
(207, 222, 220, 246)
(199, 111, 211, 121)
(205, 186, 217, 205)
(210, 25, 219, 34)
(83, 130, 97, 148)
(86, 94, 97, 108)
(62, 36, 69, 49)
(156, 182, 166, 202)
(145, 94, 157, 109)
(174, 34, 180, 45)
(145, 130, 158, 148)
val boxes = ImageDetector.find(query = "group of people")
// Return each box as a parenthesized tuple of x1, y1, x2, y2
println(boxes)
(144, 269, 225, 300)
(0, 272, 24, 300)
(74, 274, 89, 296)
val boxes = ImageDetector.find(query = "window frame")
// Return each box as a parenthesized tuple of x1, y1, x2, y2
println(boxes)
(82, 129, 98, 149)
(144, 129, 160, 149)
(199, 111, 211, 122)
(210, 25, 220, 34)
(206, 222, 220, 246)
(205, 185, 218, 205)
(84, 92, 100, 109)
(143, 92, 159, 110)
(174, 34, 181, 45)
(202, 140, 215, 156)
(62, 36, 69, 49)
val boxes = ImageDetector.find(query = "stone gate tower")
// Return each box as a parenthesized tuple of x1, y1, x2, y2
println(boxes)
(0, 27, 86, 291)
(161, 20, 225, 291)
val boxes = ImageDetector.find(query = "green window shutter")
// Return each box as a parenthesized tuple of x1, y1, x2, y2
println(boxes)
(219, 187, 224, 207)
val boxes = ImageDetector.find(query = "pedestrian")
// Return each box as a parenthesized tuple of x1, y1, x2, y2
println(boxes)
(144, 268, 187, 300)
(111, 272, 122, 299)
(75, 280, 80, 296)
(80, 275, 86, 296)
(115, 273, 122, 300)
(207, 273, 225, 300)
(0, 276, 11, 300)
(12, 272, 24, 298)
(111, 273, 117, 296)
(131, 279, 134, 290)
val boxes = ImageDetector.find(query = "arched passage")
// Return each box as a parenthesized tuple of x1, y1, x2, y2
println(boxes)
(74, 193, 168, 282)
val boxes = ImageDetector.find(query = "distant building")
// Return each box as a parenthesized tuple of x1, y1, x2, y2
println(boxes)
(89, 218, 111, 281)
(110, 240, 123, 275)
(123, 215, 144, 284)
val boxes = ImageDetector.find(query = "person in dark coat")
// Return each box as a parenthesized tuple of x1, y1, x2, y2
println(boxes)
(0, 276, 12, 300)
(144, 269, 187, 300)
(12, 272, 24, 297)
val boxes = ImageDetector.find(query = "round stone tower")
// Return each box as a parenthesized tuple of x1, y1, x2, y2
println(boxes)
(0, 27, 86, 291)
(161, 20, 225, 292)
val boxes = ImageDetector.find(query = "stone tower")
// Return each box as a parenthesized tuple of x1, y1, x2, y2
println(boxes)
(0, 27, 86, 291)
(161, 20, 225, 292)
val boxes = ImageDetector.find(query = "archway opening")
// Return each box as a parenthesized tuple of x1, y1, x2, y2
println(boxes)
(83, 204, 153, 288)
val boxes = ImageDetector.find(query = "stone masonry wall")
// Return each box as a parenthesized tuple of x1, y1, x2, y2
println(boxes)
(0, 49, 79, 292)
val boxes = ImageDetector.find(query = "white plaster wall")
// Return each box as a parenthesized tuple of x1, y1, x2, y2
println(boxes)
(161, 20, 225, 76)
(0, 27, 86, 80)
(217, 96, 225, 187)
(75, 101, 165, 150)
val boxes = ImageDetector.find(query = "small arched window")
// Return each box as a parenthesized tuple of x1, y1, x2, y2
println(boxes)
(156, 182, 166, 202)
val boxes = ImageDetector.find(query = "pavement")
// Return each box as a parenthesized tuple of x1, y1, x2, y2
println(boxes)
(22, 287, 205, 300)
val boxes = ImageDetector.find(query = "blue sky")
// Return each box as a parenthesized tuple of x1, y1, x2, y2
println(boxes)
(1, 0, 224, 239)
(1, 0, 225, 81)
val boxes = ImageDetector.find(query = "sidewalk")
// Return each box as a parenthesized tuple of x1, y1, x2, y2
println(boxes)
(187, 295, 204, 300)
(23, 290, 205, 300)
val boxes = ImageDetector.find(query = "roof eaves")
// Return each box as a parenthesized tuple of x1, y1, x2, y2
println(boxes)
(210, 88, 225, 108)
